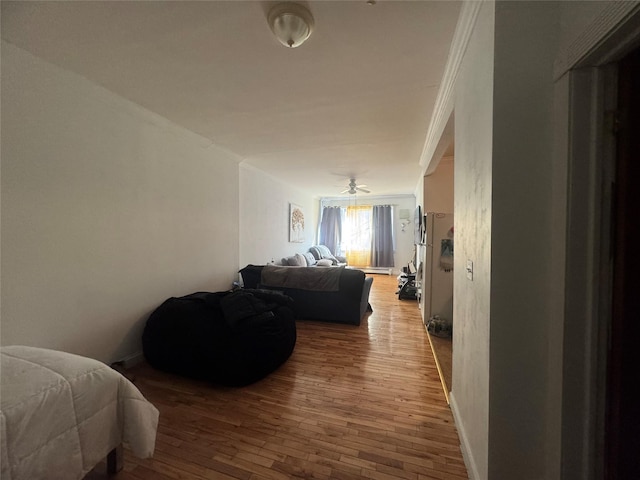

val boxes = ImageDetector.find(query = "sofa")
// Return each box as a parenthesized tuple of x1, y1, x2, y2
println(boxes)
(239, 264, 373, 326)
(281, 245, 347, 267)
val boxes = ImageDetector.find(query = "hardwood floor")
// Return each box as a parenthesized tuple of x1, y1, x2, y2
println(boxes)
(92, 274, 467, 480)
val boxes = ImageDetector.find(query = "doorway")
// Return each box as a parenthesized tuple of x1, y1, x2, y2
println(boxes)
(561, 9, 640, 477)
(605, 45, 640, 480)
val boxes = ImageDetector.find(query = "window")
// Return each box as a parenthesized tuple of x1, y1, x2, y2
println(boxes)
(343, 205, 373, 267)
(319, 204, 395, 268)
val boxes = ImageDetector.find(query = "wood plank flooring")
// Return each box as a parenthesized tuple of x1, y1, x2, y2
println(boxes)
(89, 274, 468, 480)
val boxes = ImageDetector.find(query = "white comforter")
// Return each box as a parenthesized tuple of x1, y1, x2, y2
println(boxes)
(0, 346, 159, 480)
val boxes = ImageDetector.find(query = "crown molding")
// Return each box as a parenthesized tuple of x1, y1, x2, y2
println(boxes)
(419, 0, 482, 173)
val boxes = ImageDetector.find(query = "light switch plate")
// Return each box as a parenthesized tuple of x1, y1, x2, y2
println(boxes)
(466, 260, 473, 280)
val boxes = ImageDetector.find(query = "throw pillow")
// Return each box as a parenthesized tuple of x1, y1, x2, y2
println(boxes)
(308, 246, 322, 261)
(303, 252, 317, 266)
(283, 255, 297, 266)
(315, 245, 339, 264)
(293, 253, 307, 266)
(316, 259, 333, 267)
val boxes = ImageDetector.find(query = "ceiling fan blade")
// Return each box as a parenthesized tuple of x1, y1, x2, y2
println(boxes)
(338, 177, 369, 195)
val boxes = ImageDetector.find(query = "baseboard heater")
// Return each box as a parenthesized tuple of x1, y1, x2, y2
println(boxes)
(358, 267, 393, 275)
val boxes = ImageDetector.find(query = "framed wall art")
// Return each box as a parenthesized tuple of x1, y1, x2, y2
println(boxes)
(289, 203, 305, 243)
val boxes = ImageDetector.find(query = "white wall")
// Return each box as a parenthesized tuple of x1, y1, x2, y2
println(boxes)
(450, 2, 494, 478)
(451, 2, 561, 478)
(1, 43, 241, 364)
(321, 195, 416, 275)
(424, 156, 454, 214)
(239, 163, 317, 269)
(489, 2, 559, 478)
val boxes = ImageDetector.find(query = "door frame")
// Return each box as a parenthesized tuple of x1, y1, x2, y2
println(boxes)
(560, 7, 640, 479)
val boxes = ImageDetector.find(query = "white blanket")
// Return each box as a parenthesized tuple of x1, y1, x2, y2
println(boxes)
(0, 346, 159, 480)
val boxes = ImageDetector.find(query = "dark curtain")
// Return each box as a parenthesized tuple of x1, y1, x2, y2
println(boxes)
(371, 205, 395, 267)
(319, 206, 342, 255)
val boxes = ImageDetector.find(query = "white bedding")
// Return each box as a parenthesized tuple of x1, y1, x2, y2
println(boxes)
(0, 346, 159, 480)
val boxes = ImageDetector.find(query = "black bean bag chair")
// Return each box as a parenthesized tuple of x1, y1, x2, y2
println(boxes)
(142, 289, 296, 386)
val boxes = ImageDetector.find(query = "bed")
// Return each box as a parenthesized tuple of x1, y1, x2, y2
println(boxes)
(0, 346, 159, 480)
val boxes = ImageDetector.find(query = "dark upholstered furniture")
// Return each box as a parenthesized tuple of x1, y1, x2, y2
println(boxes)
(142, 290, 296, 386)
(239, 265, 373, 326)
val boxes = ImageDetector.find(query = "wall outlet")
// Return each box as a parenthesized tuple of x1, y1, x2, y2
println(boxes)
(466, 260, 473, 281)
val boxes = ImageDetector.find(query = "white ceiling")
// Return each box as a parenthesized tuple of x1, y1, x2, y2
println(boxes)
(1, 0, 460, 198)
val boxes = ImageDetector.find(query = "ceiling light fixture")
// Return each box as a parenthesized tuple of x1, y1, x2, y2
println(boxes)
(267, 3, 314, 48)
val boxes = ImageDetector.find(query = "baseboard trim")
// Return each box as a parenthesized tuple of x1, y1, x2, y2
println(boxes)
(449, 391, 481, 480)
(359, 267, 393, 275)
(424, 324, 450, 404)
(119, 351, 144, 368)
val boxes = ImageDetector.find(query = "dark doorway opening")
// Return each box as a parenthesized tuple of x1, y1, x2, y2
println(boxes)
(605, 46, 640, 480)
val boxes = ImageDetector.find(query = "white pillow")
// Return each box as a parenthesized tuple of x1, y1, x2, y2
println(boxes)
(316, 259, 333, 267)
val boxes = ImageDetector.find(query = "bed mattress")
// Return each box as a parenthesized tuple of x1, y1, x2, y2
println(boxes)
(0, 346, 158, 480)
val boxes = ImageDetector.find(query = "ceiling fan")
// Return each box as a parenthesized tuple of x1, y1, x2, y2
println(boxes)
(341, 178, 370, 195)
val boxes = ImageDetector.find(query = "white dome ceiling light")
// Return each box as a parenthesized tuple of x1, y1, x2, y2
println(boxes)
(267, 3, 315, 48)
